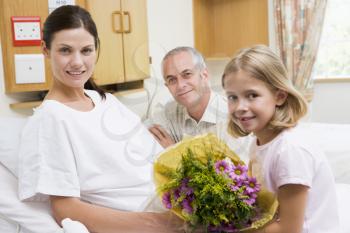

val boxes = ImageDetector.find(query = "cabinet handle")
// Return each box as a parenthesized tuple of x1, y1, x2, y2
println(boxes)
(123, 11, 132, 33)
(112, 11, 123, 33)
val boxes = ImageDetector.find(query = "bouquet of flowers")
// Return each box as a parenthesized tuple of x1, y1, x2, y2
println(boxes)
(154, 133, 277, 232)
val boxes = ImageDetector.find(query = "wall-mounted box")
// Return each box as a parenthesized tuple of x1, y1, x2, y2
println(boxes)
(15, 54, 45, 84)
(11, 16, 41, 46)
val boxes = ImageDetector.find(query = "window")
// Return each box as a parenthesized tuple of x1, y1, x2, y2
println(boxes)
(313, 0, 350, 79)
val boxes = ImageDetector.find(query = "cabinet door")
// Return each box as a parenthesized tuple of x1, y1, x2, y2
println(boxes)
(121, 0, 150, 82)
(86, 0, 125, 85)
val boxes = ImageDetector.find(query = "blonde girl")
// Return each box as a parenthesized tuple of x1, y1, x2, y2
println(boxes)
(222, 45, 339, 233)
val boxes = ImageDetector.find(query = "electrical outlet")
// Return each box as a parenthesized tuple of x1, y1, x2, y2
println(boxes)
(11, 16, 41, 46)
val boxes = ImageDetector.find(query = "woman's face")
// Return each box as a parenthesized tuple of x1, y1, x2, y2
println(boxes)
(43, 27, 97, 89)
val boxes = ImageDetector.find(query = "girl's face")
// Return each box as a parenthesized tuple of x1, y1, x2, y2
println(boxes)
(224, 70, 286, 144)
(43, 27, 96, 89)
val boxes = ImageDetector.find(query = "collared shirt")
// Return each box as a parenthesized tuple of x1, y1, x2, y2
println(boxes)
(148, 91, 251, 162)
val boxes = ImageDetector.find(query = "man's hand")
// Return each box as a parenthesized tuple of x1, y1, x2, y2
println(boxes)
(149, 124, 175, 148)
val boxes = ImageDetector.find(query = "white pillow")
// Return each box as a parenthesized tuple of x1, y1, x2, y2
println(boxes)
(0, 163, 63, 233)
(0, 117, 27, 176)
(0, 216, 18, 233)
(300, 122, 350, 184)
(336, 183, 350, 233)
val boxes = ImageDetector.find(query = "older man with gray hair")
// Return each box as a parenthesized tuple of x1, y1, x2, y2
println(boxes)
(147, 46, 249, 160)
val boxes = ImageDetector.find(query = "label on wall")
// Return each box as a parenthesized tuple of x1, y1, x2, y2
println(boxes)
(48, 0, 75, 14)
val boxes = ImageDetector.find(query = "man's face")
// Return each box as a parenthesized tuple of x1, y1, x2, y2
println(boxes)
(163, 51, 210, 108)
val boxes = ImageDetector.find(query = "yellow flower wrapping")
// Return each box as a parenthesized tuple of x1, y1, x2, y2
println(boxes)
(154, 133, 278, 231)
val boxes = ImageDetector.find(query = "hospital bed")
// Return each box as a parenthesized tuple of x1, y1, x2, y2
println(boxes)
(1, 117, 350, 233)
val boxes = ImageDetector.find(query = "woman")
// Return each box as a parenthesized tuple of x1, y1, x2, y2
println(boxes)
(18, 5, 183, 233)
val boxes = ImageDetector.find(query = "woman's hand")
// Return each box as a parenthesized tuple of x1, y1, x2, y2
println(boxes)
(50, 196, 185, 233)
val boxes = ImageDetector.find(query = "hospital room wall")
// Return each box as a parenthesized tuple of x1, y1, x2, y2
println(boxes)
(1, 0, 350, 124)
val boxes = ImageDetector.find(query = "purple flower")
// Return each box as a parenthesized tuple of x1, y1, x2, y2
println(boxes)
(221, 224, 238, 232)
(180, 178, 194, 196)
(182, 198, 193, 214)
(242, 190, 258, 206)
(245, 177, 260, 194)
(208, 224, 238, 232)
(229, 164, 248, 180)
(243, 196, 256, 206)
(162, 192, 172, 209)
(229, 177, 243, 191)
(181, 177, 190, 186)
(173, 188, 181, 200)
(187, 193, 195, 202)
(215, 160, 230, 174)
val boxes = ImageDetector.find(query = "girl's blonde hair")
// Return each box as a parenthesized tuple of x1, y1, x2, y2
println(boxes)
(222, 45, 308, 137)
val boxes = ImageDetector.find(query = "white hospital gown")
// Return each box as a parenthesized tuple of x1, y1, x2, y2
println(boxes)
(18, 90, 163, 211)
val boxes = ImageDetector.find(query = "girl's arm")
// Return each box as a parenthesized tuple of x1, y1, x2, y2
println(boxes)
(254, 184, 309, 233)
(50, 196, 184, 233)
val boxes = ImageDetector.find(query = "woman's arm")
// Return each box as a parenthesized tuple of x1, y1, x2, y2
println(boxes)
(50, 196, 184, 233)
(253, 184, 309, 233)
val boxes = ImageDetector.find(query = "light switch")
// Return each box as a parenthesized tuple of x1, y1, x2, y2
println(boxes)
(15, 54, 45, 84)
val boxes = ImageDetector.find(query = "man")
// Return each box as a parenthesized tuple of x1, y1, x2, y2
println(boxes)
(148, 47, 249, 159)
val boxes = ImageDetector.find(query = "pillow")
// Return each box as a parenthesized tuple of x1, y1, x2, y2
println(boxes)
(0, 217, 18, 233)
(0, 163, 63, 233)
(300, 122, 350, 184)
(336, 183, 350, 233)
(0, 117, 27, 176)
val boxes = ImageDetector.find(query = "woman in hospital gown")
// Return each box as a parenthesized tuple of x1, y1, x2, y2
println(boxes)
(18, 5, 183, 233)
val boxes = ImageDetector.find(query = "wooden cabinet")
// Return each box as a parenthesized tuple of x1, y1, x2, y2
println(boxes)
(193, 0, 269, 59)
(86, 0, 150, 85)
(0, 0, 149, 93)
(0, 0, 85, 93)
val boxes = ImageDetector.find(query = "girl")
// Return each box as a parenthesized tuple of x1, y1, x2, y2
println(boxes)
(18, 5, 183, 233)
(222, 45, 339, 233)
